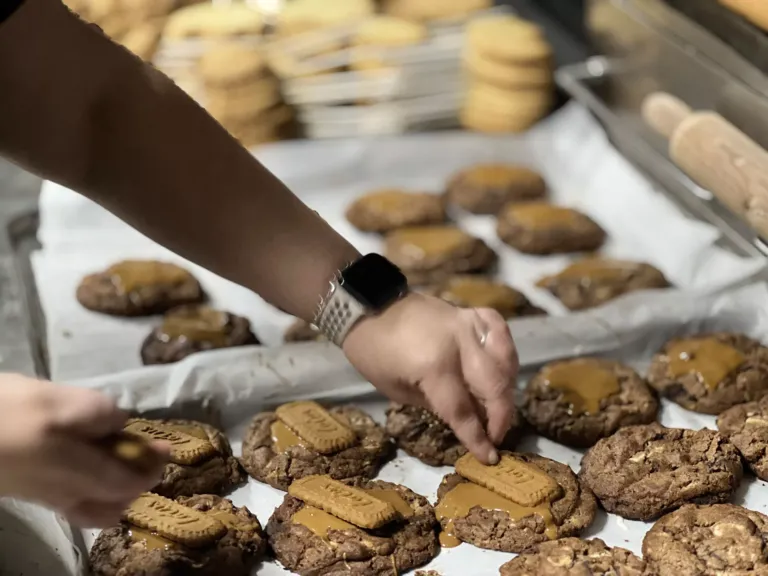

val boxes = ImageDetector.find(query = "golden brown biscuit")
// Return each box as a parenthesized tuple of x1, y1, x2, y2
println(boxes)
(464, 46, 553, 90)
(445, 163, 546, 214)
(429, 276, 545, 319)
(467, 15, 552, 64)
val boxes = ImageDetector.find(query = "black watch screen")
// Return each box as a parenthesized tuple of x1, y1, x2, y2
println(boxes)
(340, 254, 407, 311)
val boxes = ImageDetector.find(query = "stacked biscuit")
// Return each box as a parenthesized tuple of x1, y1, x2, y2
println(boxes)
(461, 15, 555, 133)
(382, 0, 492, 23)
(275, 0, 375, 37)
(350, 15, 428, 71)
(199, 43, 293, 148)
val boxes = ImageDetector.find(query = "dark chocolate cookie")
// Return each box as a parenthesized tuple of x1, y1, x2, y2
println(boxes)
(647, 332, 768, 415)
(428, 276, 545, 319)
(500, 538, 648, 576)
(496, 203, 606, 255)
(384, 225, 497, 285)
(141, 305, 259, 365)
(77, 259, 205, 316)
(89, 495, 265, 576)
(435, 452, 597, 553)
(385, 403, 524, 466)
(536, 258, 670, 311)
(643, 504, 768, 576)
(445, 164, 547, 214)
(579, 423, 743, 521)
(717, 396, 768, 481)
(267, 478, 439, 576)
(240, 405, 395, 491)
(521, 358, 659, 448)
(283, 318, 326, 343)
(346, 189, 446, 233)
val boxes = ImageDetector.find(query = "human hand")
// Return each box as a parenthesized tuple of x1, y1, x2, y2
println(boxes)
(342, 293, 518, 464)
(0, 375, 167, 527)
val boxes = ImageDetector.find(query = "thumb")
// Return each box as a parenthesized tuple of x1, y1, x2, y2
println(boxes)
(49, 385, 127, 438)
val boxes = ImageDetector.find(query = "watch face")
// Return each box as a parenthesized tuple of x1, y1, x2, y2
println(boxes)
(341, 254, 407, 310)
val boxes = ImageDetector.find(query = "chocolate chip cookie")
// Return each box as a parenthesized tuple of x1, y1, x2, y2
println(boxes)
(384, 225, 497, 285)
(140, 305, 259, 365)
(643, 504, 768, 576)
(428, 276, 545, 319)
(89, 494, 265, 576)
(536, 258, 671, 311)
(500, 538, 648, 576)
(445, 164, 547, 214)
(283, 318, 326, 343)
(240, 402, 395, 491)
(717, 396, 768, 481)
(647, 332, 768, 415)
(521, 358, 659, 448)
(385, 403, 524, 466)
(123, 418, 245, 498)
(267, 478, 439, 576)
(77, 260, 206, 316)
(496, 203, 606, 255)
(346, 189, 446, 233)
(435, 452, 597, 553)
(579, 423, 743, 521)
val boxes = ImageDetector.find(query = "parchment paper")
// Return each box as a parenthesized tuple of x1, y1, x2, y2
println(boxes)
(32, 102, 767, 382)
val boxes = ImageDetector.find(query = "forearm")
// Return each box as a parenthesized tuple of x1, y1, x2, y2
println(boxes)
(0, 0, 359, 320)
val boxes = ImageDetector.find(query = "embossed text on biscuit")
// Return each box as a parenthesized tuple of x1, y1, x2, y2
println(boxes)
(275, 401, 357, 454)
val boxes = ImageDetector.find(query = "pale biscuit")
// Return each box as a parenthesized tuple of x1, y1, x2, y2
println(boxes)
(119, 18, 165, 61)
(205, 78, 282, 123)
(225, 105, 294, 147)
(164, 4, 263, 39)
(275, 401, 357, 454)
(466, 15, 552, 64)
(277, 0, 375, 36)
(106, 433, 165, 474)
(462, 85, 553, 133)
(353, 15, 427, 46)
(464, 46, 553, 89)
(288, 475, 398, 529)
(124, 419, 216, 466)
(455, 453, 562, 507)
(199, 44, 267, 89)
(382, 0, 491, 22)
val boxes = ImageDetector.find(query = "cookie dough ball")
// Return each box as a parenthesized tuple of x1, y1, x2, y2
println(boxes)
(240, 403, 394, 491)
(647, 332, 768, 415)
(141, 305, 259, 365)
(717, 396, 768, 481)
(643, 504, 768, 576)
(497, 203, 606, 255)
(77, 260, 205, 316)
(384, 225, 497, 285)
(579, 423, 743, 521)
(445, 164, 546, 214)
(521, 358, 659, 448)
(283, 318, 326, 343)
(428, 276, 545, 319)
(435, 452, 597, 553)
(345, 189, 446, 233)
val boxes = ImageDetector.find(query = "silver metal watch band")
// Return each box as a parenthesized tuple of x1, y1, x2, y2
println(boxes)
(314, 281, 367, 346)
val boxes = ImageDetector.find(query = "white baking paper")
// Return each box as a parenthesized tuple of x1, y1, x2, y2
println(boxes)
(32, 102, 767, 382)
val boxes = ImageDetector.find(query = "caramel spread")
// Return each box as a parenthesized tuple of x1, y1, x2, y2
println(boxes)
(108, 260, 190, 293)
(509, 204, 578, 229)
(541, 359, 620, 415)
(666, 338, 746, 390)
(291, 506, 356, 539)
(439, 277, 521, 310)
(549, 259, 642, 283)
(160, 307, 229, 345)
(129, 527, 175, 551)
(168, 423, 209, 441)
(271, 420, 306, 452)
(364, 190, 410, 211)
(367, 489, 414, 519)
(393, 226, 470, 258)
(467, 165, 526, 186)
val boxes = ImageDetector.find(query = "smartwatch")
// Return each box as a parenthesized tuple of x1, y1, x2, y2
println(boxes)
(314, 254, 408, 346)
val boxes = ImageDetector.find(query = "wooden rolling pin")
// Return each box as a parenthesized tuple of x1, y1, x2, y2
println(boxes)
(641, 91, 768, 238)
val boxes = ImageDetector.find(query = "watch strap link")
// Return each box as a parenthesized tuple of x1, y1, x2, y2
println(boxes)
(314, 282, 367, 346)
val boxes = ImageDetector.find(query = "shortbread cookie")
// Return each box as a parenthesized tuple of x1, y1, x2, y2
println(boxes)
(353, 15, 427, 46)
(164, 3, 264, 39)
(124, 418, 245, 497)
(579, 423, 743, 521)
(90, 494, 265, 576)
(268, 477, 438, 576)
(464, 84, 554, 125)
(497, 203, 606, 255)
(464, 46, 553, 90)
(429, 276, 545, 319)
(276, 0, 374, 36)
(382, 0, 491, 22)
(647, 332, 768, 414)
(445, 164, 546, 214)
(240, 403, 394, 491)
(76, 260, 205, 316)
(718, 396, 768, 481)
(435, 452, 597, 552)
(346, 190, 446, 233)
(466, 15, 552, 64)
(199, 43, 267, 89)
(384, 225, 497, 285)
(537, 258, 671, 310)
(140, 305, 259, 365)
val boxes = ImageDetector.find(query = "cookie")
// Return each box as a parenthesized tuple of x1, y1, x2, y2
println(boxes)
(164, 3, 264, 39)
(536, 258, 671, 311)
(435, 452, 597, 552)
(382, 0, 491, 22)
(240, 403, 394, 491)
(267, 477, 438, 576)
(579, 423, 743, 521)
(522, 358, 659, 448)
(497, 203, 607, 255)
(464, 47, 553, 90)
(445, 164, 547, 214)
(500, 538, 648, 576)
(642, 503, 768, 576)
(89, 494, 265, 576)
(647, 332, 768, 415)
(76, 260, 206, 316)
(428, 276, 545, 319)
(385, 403, 524, 466)
(276, 0, 374, 36)
(346, 190, 447, 233)
(140, 305, 259, 365)
(717, 396, 768, 481)
(353, 15, 427, 46)
(119, 17, 165, 61)
(283, 318, 326, 343)
(462, 86, 554, 134)
(384, 225, 497, 285)
(199, 43, 267, 89)
(466, 16, 552, 65)
(124, 418, 245, 498)
(205, 78, 282, 122)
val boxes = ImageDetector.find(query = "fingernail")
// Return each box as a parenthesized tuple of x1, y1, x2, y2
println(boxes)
(487, 447, 499, 465)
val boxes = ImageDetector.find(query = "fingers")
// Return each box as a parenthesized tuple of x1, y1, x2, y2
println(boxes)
(47, 385, 127, 438)
(475, 308, 519, 379)
(421, 374, 498, 465)
(65, 500, 131, 528)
